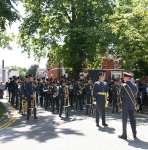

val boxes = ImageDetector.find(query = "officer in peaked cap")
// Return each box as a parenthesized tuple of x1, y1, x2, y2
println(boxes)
(119, 71, 138, 140)
(123, 72, 133, 78)
(93, 71, 108, 127)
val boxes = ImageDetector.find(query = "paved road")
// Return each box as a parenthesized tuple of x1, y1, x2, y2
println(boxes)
(0, 106, 148, 150)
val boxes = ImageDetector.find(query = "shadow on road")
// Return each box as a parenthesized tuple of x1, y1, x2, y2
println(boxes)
(106, 112, 148, 126)
(0, 106, 148, 144)
(98, 126, 115, 134)
(127, 138, 148, 149)
(0, 114, 84, 143)
(60, 116, 85, 122)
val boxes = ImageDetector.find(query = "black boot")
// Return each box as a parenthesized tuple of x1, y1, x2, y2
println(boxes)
(118, 135, 127, 140)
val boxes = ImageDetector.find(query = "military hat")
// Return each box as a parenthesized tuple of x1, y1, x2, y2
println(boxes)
(123, 72, 133, 78)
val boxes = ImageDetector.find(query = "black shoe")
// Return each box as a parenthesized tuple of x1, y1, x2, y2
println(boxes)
(133, 135, 137, 139)
(102, 123, 108, 127)
(118, 135, 127, 140)
(96, 124, 100, 127)
(134, 137, 138, 140)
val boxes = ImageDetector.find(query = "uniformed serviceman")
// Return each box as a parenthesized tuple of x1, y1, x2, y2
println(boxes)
(7, 78, 13, 102)
(59, 81, 65, 118)
(85, 80, 93, 115)
(19, 80, 25, 114)
(119, 72, 138, 140)
(38, 78, 44, 107)
(111, 78, 121, 113)
(93, 72, 108, 127)
(24, 75, 37, 120)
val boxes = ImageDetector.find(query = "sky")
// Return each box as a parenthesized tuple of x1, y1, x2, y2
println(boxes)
(0, 2, 47, 69)
(0, 46, 47, 69)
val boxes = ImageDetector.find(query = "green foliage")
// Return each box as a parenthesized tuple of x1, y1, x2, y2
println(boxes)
(19, 0, 148, 77)
(26, 64, 39, 77)
(110, 0, 148, 75)
(0, 0, 19, 30)
(0, 0, 19, 47)
(47, 43, 62, 68)
(0, 31, 12, 47)
(9, 66, 27, 79)
(19, 67, 27, 80)
(19, 0, 114, 77)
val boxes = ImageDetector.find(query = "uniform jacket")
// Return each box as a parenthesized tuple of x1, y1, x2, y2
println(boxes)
(93, 81, 108, 102)
(24, 81, 34, 99)
(121, 81, 138, 111)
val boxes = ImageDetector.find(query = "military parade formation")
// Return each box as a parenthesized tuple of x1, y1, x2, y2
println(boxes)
(2, 71, 147, 140)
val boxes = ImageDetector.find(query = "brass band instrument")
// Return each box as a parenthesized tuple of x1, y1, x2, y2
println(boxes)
(64, 85, 70, 107)
(31, 93, 37, 109)
(63, 85, 71, 118)
(22, 97, 27, 115)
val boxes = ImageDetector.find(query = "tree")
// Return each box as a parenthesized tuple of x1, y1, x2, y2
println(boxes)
(47, 43, 62, 68)
(9, 66, 27, 79)
(27, 64, 39, 77)
(19, 0, 114, 78)
(0, 0, 19, 47)
(19, 67, 27, 80)
(110, 0, 148, 76)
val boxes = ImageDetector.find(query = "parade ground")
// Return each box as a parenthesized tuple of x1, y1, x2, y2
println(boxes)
(0, 99, 148, 150)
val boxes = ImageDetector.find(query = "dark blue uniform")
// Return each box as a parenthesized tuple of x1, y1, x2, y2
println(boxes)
(120, 80, 138, 138)
(85, 83, 93, 115)
(93, 81, 108, 126)
(59, 85, 65, 117)
(24, 81, 37, 120)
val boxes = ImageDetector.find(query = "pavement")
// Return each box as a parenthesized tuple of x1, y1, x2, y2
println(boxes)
(0, 98, 21, 129)
(0, 98, 148, 150)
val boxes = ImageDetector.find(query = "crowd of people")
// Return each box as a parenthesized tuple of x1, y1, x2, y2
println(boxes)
(1, 71, 147, 140)
(5, 75, 96, 119)
(3, 73, 146, 118)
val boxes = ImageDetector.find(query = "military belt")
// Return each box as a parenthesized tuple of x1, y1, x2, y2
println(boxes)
(97, 92, 106, 96)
